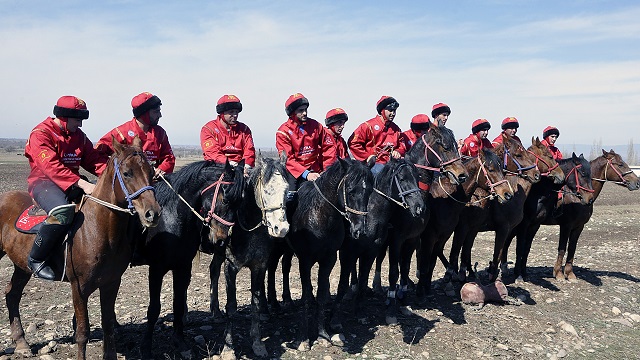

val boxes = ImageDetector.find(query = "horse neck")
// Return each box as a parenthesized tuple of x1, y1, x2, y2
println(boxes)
(589, 156, 607, 200)
(240, 179, 263, 222)
(461, 159, 483, 198)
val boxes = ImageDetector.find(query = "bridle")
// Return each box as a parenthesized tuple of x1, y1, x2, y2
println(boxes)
(501, 145, 537, 180)
(200, 172, 236, 227)
(413, 134, 462, 187)
(437, 156, 511, 204)
(591, 157, 634, 186)
(559, 163, 594, 201)
(373, 163, 421, 209)
(236, 171, 287, 232)
(83, 151, 156, 215)
(313, 174, 368, 223)
(527, 149, 559, 177)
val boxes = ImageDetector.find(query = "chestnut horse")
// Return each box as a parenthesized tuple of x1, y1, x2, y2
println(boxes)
(0, 139, 160, 360)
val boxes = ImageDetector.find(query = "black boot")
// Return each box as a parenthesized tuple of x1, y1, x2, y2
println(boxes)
(28, 223, 67, 281)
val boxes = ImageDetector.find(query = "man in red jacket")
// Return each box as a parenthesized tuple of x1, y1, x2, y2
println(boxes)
(96, 92, 175, 180)
(24, 96, 108, 280)
(492, 117, 522, 145)
(348, 96, 406, 174)
(402, 114, 431, 150)
(324, 108, 350, 159)
(460, 118, 493, 157)
(541, 126, 563, 160)
(276, 93, 336, 196)
(201, 94, 256, 176)
(431, 102, 451, 127)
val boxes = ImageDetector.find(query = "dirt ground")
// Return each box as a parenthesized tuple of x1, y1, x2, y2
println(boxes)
(0, 153, 639, 360)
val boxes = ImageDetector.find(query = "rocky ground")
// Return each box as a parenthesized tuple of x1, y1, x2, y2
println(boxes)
(0, 153, 638, 359)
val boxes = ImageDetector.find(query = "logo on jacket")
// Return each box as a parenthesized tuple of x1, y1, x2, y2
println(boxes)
(374, 125, 380, 131)
(128, 130, 135, 137)
(38, 150, 50, 163)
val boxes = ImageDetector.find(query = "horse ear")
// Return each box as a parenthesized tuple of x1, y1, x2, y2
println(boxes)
(111, 135, 124, 154)
(601, 149, 608, 156)
(571, 152, 579, 162)
(365, 155, 376, 169)
(279, 150, 287, 165)
(132, 135, 143, 149)
(531, 136, 537, 145)
(255, 151, 264, 168)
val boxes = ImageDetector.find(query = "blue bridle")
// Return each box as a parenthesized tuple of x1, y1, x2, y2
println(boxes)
(112, 154, 156, 213)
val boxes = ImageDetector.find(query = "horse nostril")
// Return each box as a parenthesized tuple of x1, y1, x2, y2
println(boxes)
(458, 175, 467, 184)
(505, 192, 512, 200)
(145, 210, 156, 222)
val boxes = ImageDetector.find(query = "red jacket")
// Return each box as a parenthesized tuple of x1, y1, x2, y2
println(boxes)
(96, 118, 175, 174)
(402, 129, 420, 151)
(276, 117, 337, 178)
(324, 128, 349, 159)
(25, 117, 108, 195)
(492, 132, 522, 146)
(200, 117, 256, 167)
(460, 133, 494, 157)
(541, 139, 563, 160)
(348, 116, 406, 164)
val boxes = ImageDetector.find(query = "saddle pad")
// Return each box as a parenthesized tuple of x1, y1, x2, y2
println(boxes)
(15, 205, 48, 234)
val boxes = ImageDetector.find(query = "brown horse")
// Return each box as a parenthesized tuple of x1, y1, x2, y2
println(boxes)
(0, 138, 161, 360)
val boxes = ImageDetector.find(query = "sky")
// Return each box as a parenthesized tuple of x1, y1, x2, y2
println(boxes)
(1, 0, 639, 150)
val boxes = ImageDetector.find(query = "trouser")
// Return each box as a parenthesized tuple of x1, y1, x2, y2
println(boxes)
(285, 172, 306, 222)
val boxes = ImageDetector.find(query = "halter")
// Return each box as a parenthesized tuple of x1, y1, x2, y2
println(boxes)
(373, 163, 421, 209)
(236, 171, 287, 232)
(527, 149, 559, 177)
(413, 134, 462, 191)
(110, 155, 156, 213)
(502, 145, 537, 179)
(313, 174, 368, 223)
(590, 157, 634, 186)
(201, 172, 236, 227)
(436, 156, 512, 205)
(559, 163, 594, 200)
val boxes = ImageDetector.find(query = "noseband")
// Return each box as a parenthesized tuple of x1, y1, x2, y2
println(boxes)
(373, 163, 421, 209)
(591, 157, 634, 186)
(502, 145, 537, 179)
(112, 154, 156, 213)
(475, 156, 512, 199)
(527, 149, 559, 177)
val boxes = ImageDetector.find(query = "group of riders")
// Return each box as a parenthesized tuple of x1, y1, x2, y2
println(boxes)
(24, 92, 564, 281)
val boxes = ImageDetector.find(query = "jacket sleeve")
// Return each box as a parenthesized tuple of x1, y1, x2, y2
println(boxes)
(276, 128, 306, 179)
(156, 130, 175, 174)
(395, 131, 407, 156)
(460, 137, 472, 157)
(95, 128, 121, 156)
(200, 123, 229, 164)
(347, 123, 370, 161)
(319, 126, 337, 170)
(27, 129, 80, 192)
(80, 134, 108, 176)
(242, 127, 256, 167)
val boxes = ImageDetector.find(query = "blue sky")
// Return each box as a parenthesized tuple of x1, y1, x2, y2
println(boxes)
(1, 0, 639, 150)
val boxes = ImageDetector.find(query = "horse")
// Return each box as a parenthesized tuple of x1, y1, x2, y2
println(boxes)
(416, 147, 514, 296)
(510, 150, 637, 281)
(287, 157, 374, 351)
(0, 138, 160, 360)
(208, 154, 290, 359)
(450, 134, 541, 282)
(140, 160, 245, 359)
(371, 125, 469, 323)
(330, 157, 424, 330)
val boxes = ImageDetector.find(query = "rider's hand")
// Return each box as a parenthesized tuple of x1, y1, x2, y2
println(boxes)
(391, 150, 401, 159)
(77, 178, 96, 195)
(153, 168, 165, 182)
(306, 172, 320, 181)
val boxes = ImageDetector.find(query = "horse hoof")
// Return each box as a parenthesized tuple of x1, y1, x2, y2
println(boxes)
(515, 275, 525, 284)
(252, 340, 268, 357)
(331, 333, 345, 347)
(221, 346, 237, 360)
(297, 340, 311, 352)
(385, 315, 398, 325)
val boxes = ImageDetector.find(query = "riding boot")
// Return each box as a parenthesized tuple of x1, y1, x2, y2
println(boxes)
(28, 222, 68, 281)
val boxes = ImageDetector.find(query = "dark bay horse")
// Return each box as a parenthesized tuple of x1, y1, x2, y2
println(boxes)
(0, 139, 160, 360)
(140, 160, 245, 359)
(288, 158, 374, 351)
(509, 150, 637, 281)
(417, 147, 514, 295)
(330, 158, 424, 330)
(208, 154, 290, 359)
(450, 134, 541, 282)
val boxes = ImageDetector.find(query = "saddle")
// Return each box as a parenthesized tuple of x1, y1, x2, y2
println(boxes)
(15, 205, 48, 234)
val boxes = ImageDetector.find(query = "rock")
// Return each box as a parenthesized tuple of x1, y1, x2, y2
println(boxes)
(373, 355, 389, 359)
(400, 306, 414, 316)
(420, 351, 430, 359)
(331, 333, 345, 342)
(496, 343, 508, 350)
(44, 319, 55, 325)
(545, 327, 556, 333)
(323, 356, 333, 360)
(546, 298, 555, 304)
(612, 307, 621, 315)
(26, 323, 38, 333)
(556, 349, 568, 358)
(629, 314, 640, 322)
(610, 318, 634, 327)
(39, 355, 55, 360)
(557, 321, 579, 337)
(43, 332, 55, 341)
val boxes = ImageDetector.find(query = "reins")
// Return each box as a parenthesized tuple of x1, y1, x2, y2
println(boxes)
(413, 135, 462, 173)
(373, 163, 420, 209)
(501, 145, 537, 180)
(527, 149, 559, 177)
(313, 174, 368, 223)
(436, 156, 512, 205)
(557, 163, 594, 200)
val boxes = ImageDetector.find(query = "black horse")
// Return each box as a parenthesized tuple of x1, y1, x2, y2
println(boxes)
(209, 154, 290, 358)
(330, 158, 424, 330)
(288, 158, 374, 351)
(139, 160, 245, 359)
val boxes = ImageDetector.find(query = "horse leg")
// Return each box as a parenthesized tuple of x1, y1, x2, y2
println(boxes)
(372, 239, 388, 294)
(317, 255, 340, 346)
(564, 224, 585, 281)
(554, 225, 570, 281)
(461, 229, 480, 280)
(249, 267, 269, 357)
(171, 266, 192, 350)
(502, 228, 516, 276)
(489, 227, 509, 282)
(518, 223, 541, 281)
(99, 280, 121, 360)
(330, 250, 352, 332)
(296, 261, 313, 351)
(281, 249, 294, 308)
(449, 227, 465, 281)
(141, 266, 164, 359)
(385, 239, 400, 325)
(224, 260, 239, 317)
(399, 238, 417, 304)
(266, 247, 282, 311)
(70, 282, 91, 360)
(5, 266, 32, 354)
(209, 251, 225, 321)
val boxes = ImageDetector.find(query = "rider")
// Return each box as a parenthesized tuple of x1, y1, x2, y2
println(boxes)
(276, 93, 337, 195)
(201, 94, 256, 176)
(348, 96, 406, 175)
(431, 102, 451, 127)
(492, 117, 522, 145)
(24, 96, 108, 280)
(460, 118, 493, 157)
(541, 126, 563, 160)
(402, 114, 431, 150)
(324, 108, 350, 159)
(96, 92, 175, 180)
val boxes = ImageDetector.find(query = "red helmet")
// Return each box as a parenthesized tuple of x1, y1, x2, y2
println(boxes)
(501, 117, 519, 130)
(53, 96, 89, 120)
(132, 92, 162, 117)
(216, 94, 242, 114)
(410, 114, 431, 131)
(543, 126, 559, 139)
(431, 102, 451, 118)
(285, 93, 309, 116)
(376, 96, 399, 114)
(471, 118, 491, 134)
(325, 108, 348, 126)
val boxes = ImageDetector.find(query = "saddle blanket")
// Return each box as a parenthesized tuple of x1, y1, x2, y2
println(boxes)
(15, 205, 48, 234)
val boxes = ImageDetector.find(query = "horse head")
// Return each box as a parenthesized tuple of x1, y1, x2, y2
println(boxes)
(497, 134, 541, 183)
(105, 136, 161, 227)
(202, 160, 245, 246)
(476, 148, 513, 203)
(251, 152, 290, 238)
(529, 136, 564, 184)
(406, 125, 468, 186)
(375, 158, 424, 217)
(336, 158, 374, 239)
(561, 153, 595, 205)
(594, 149, 640, 191)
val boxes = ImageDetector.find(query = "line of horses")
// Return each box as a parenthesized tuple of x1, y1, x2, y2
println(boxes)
(0, 127, 638, 359)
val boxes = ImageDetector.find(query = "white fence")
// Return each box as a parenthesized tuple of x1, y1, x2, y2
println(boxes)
(631, 166, 640, 176)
